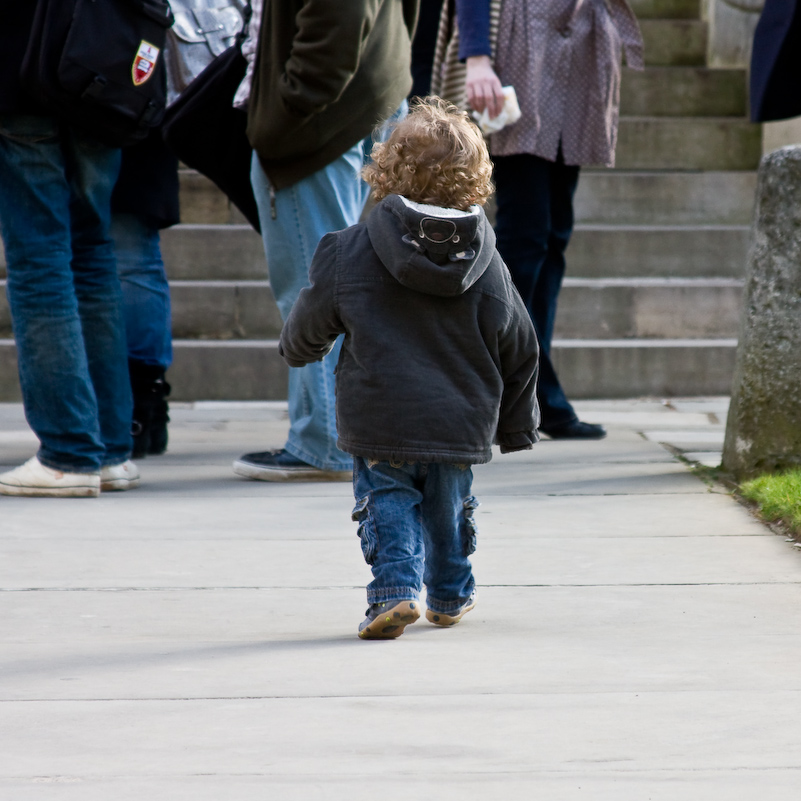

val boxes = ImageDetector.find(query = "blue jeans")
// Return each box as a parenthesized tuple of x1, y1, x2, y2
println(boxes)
(0, 115, 132, 472)
(250, 104, 406, 471)
(352, 458, 478, 613)
(110, 212, 173, 369)
(494, 151, 581, 428)
(250, 143, 373, 471)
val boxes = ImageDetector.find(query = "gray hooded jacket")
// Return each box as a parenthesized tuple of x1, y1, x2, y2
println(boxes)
(279, 193, 540, 464)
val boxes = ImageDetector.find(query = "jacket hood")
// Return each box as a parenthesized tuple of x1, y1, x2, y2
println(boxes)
(365, 194, 496, 297)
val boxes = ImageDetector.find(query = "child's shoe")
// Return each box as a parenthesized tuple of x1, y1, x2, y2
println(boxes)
(426, 593, 476, 627)
(358, 599, 421, 639)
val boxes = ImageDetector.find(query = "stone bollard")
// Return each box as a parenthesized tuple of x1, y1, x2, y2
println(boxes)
(722, 146, 801, 479)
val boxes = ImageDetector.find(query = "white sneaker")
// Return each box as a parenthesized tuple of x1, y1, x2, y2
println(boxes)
(100, 460, 140, 491)
(0, 457, 100, 498)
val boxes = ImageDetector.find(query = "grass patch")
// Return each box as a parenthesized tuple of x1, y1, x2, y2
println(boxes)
(739, 469, 801, 537)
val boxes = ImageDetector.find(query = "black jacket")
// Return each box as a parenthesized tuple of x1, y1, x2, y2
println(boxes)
(0, 4, 35, 113)
(750, 0, 801, 122)
(279, 194, 540, 464)
(111, 130, 180, 229)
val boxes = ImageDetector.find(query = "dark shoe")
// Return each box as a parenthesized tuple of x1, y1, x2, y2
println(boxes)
(129, 360, 170, 458)
(426, 593, 476, 627)
(232, 449, 352, 482)
(147, 384, 170, 455)
(358, 600, 421, 640)
(540, 419, 607, 440)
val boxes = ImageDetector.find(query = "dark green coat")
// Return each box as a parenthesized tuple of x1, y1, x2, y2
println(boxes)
(247, 0, 419, 189)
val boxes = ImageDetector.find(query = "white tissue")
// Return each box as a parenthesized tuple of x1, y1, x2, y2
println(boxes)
(472, 85, 522, 136)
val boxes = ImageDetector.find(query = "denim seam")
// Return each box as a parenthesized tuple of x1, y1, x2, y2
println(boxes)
(37, 455, 101, 475)
(367, 587, 420, 604)
(426, 588, 475, 614)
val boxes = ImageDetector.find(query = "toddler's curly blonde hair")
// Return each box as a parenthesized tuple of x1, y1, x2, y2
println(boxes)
(363, 97, 493, 211)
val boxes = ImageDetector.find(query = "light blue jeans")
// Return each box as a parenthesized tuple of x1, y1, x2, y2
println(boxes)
(250, 104, 406, 471)
(352, 458, 478, 613)
(250, 142, 373, 471)
(110, 212, 173, 369)
(0, 115, 132, 472)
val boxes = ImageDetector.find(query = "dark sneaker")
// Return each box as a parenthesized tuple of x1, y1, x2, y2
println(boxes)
(426, 593, 476, 627)
(232, 449, 352, 482)
(358, 600, 421, 640)
(540, 420, 607, 440)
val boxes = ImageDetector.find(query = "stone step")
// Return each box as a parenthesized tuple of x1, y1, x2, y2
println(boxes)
(0, 284, 8, 335)
(159, 222, 750, 281)
(567, 224, 749, 277)
(0, 222, 749, 338)
(574, 171, 756, 225)
(157, 276, 748, 341)
(554, 278, 743, 339)
(615, 117, 761, 170)
(0, 226, 264, 279)
(630, 0, 701, 19)
(178, 148, 761, 230)
(161, 224, 266, 280)
(0, 340, 283, 403)
(640, 20, 707, 66)
(167, 340, 289, 402)
(2, 276, 741, 341)
(178, 170, 250, 226)
(621, 67, 746, 117)
(0, 281, 744, 343)
(0, 337, 738, 402)
(0, 277, 281, 339)
(0, 214, 755, 283)
(0, 279, 280, 340)
(169, 280, 281, 339)
(177, 148, 760, 230)
(553, 338, 737, 398)
(169, 222, 750, 281)
(167, 276, 743, 341)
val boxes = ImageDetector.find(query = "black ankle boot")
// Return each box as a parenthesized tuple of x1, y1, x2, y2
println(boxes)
(128, 359, 171, 458)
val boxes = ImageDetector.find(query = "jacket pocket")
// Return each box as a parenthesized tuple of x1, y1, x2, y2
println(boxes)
(0, 115, 59, 144)
(461, 495, 479, 556)
(351, 494, 377, 565)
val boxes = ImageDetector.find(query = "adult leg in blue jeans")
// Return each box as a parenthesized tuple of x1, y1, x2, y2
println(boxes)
(111, 212, 172, 457)
(494, 150, 605, 440)
(233, 137, 373, 481)
(0, 115, 135, 496)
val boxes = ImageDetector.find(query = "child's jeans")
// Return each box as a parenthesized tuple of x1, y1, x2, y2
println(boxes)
(352, 457, 478, 614)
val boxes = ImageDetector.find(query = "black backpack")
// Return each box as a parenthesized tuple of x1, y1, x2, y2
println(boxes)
(21, 0, 175, 148)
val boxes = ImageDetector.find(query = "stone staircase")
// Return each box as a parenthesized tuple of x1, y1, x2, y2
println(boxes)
(0, 0, 760, 401)
(554, 0, 759, 398)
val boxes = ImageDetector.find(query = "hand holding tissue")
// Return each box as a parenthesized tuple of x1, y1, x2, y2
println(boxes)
(472, 86, 522, 136)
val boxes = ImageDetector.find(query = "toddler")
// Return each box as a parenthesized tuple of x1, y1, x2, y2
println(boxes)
(279, 98, 540, 639)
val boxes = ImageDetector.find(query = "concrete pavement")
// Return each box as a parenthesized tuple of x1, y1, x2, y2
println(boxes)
(1, 398, 801, 799)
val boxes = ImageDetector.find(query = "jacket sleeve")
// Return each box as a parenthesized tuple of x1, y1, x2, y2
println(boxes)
(495, 282, 541, 453)
(455, 0, 492, 60)
(280, 0, 384, 118)
(278, 233, 345, 368)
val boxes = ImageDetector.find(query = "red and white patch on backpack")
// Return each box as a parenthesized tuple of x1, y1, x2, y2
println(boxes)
(132, 41, 160, 86)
